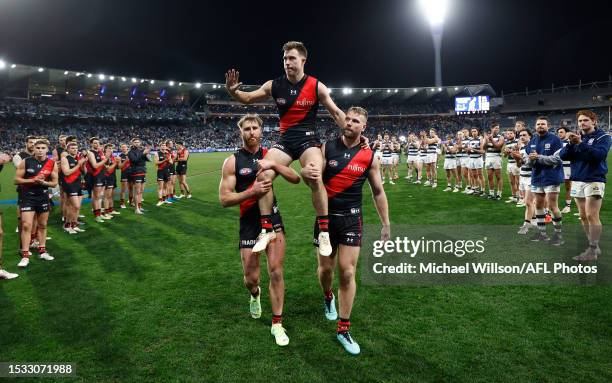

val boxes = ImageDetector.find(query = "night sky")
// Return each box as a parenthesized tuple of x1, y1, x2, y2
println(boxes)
(0, 0, 610, 94)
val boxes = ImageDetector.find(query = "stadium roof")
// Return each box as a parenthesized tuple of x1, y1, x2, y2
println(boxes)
(0, 63, 496, 103)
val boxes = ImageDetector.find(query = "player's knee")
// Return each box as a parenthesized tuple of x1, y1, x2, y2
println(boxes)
(37, 222, 47, 231)
(268, 267, 283, 284)
(339, 266, 356, 286)
(258, 169, 275, 182)
(21, 222, 32, 232)
(244, 273, 260, 288)
(585, 211, 599, 223)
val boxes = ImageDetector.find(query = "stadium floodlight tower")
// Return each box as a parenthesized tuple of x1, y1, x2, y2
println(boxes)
(419, 0, 449, 87)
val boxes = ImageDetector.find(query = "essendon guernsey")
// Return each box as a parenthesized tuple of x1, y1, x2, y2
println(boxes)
(234, 147, 277, 218)
(63, 155, 82, 184)
(86, 149, 105, 176)
(324, 138, 375, 215)
(20, 157, 54, 198)
(271, 75, 318, 137)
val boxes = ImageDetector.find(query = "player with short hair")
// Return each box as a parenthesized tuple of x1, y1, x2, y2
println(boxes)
(442, 134, 460, 192)
(155, 141, 173, 206)
(219, 113, 300, 347)
(391, 135, 401, 180)
(103, 144, 120, 217)
(560, 110, 610, 260)
(405, 133, 420, 182)
(165, 140, 178, 202)
(503, 129, 521, 204)
(484, 123, 505, 200)
(466, 128, 485, 195)
(513, 129, 537, 234)
(381, 133, 394, 184)
(118, 143, 133, 209)
(14, 139, 58, 268)
(175, 141, 191, 199)
(60, 142, 87, 234)
(423, 129, 440, 187)
(524, 117, 564, 245)
(86, 137, 108, 223)
(303, 106, 390, 356)
(225, 41, 350, 257)
(556, 127, 573, 213)
(128, 138, 150, 214)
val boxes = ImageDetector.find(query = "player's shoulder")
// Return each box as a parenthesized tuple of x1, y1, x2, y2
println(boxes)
(222, 154, 236, 174)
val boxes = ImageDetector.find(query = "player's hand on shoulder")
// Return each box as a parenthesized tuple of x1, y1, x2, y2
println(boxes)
(359, 136, 370, 149)
(256, 159, 276, 173)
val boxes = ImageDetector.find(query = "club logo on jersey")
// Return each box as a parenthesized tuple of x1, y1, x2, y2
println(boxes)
(544, 143, 551, 150)
(276, 98, 286, 105)
(239, 168, 253, 176)
(588, 138, 595, 145)
(328, 160, 338, 167)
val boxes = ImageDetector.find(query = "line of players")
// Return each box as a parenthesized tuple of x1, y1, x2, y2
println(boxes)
(2, 134, 192, 272)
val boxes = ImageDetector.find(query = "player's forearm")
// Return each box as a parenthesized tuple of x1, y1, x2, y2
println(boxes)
(220, 189, 254, 208)
(229, 90, 253, 105)
(274, 164, 300, 184)
(372, 192, 390, 226)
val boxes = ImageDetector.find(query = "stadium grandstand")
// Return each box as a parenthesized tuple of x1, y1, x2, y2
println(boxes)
(2, 63, 610, 155)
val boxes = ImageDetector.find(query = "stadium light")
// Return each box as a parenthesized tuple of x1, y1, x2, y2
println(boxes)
(98, 74, 105, 80)
(64, 71, 69, 75)
(430, 88, 435, 91)
(394, 89, 398, 93)
(454, 86, 458, 90)
(387, 89, 391, 93)
(438, 87, 442, 91)
(121, 77, 126, 82)
(420, 0, 448, 27)
(150, 80, 155, 84)
(178, 82, 183, 86)
(169, 81, 175, 86)
(413, 88, 418, 92)
(195, 82, 202, 89)
(342, 87, 352, 95)
(362, 89, 367, 93)
(0, 60, 5, 69)
(38, 67, 44, 72)
(131, 77, 137, 83)
(419, 0, 449, 87)
(140, 79, 145, 83)
(11, 63, 16, 68)
(86, 73, 92, 78)
(212, 84, 217, 89)
(109, 76, 115, 80)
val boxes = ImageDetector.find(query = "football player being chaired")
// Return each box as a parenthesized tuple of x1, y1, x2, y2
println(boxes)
(303, 107, 390, 356)
(219, 114, 300, 347)
(14, 139, 58, 268)
(225, 41, 352, 257)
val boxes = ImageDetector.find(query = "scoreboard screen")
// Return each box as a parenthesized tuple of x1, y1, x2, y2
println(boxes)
(455, 96, 490, 114)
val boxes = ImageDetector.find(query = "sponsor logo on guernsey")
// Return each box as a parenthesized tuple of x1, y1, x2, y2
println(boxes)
(348, 164, 366, 173)
(276, 98, 286, 105)
(239, 168, 252, 176)
(296, 99, 315, 107)
(328, 160, 338, 167)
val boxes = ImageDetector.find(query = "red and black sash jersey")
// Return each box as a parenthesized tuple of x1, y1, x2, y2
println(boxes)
(119, 153, 131, 172)
(63, 155, 82, 184)
(86, 149, 105, 176)
(177, 148, 188, 163)
(234, 147, 277, 218)
(324, 138, 375, 215)
(157, 150, 170, 170)
(20, 157, 54, 197)
(271, 74, 319, 137)
(104, 155, 117, 176)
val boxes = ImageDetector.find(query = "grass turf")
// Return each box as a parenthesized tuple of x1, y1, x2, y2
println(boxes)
(0, 153, 610, 382)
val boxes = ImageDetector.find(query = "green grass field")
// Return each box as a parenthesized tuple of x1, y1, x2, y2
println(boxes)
(0, 153, 610, 382)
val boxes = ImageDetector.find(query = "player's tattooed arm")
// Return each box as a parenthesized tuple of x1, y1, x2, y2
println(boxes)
(219, 156, 271, 208)
(225, 69, 272, 104)
(318, 82, 346, 129)
(367, 156, 390, 241)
